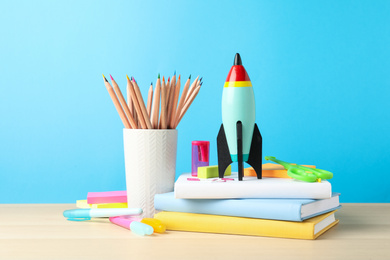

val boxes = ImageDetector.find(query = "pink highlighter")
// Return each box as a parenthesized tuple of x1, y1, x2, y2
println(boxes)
(192, 141, 210, 176)
(109, 216, 153, 236)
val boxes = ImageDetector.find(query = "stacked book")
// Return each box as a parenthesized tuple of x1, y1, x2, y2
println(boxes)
(154, 164, 340, 240)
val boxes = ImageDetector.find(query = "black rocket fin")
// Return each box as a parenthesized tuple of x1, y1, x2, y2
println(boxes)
(246, 123, 263, 179)
(217, 124, 233, 179)
(237, 121, 244, 181)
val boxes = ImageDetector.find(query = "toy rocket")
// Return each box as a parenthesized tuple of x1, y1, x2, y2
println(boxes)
(217, 53, 263, 181)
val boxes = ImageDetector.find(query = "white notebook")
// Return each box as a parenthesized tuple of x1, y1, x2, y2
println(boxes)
(174, 173, 332, 199)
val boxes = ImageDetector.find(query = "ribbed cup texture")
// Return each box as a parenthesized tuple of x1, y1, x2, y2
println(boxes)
(123, 129, 178, 218)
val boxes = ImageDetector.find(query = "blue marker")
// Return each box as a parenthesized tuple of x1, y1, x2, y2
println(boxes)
(63, 208, 143, 221)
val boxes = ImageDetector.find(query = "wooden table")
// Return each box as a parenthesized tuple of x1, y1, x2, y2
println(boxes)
(0, 204, 389, 260)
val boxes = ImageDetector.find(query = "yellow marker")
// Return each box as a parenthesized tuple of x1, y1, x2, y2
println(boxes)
(142, 218, 166, 233)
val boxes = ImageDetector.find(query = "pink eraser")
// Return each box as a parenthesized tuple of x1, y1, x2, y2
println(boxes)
(87, 191, 128, 204)
(109, 216, 142, 230)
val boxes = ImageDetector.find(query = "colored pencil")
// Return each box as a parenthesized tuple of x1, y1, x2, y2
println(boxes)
(185, 75, 200, 104)
(110, 75, 137, 129)
(174, 75, 191, 127)
(147, 83, 153, 117)
(132, 78, 153, 129)
(167, 73, 177, 128)
(176, 82, 202, 127)
(126, 75, 147, 129)
(169, 74, 180, 129)
(160, 76, 168, 129)
(102, 74, 131, 129)
(151, 74, 161, 129)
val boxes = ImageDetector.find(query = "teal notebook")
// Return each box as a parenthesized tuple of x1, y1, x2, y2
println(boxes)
(154, 192, 341, 222)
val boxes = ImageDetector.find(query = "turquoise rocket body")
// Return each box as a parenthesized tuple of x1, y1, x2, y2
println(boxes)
(222, 86, 255, 162)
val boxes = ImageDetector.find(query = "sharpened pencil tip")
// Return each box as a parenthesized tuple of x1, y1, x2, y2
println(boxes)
(151, 82, 153, 86)
(200, 82, 203, 86)
(102, 74, 108, 82)
(126, 75, 130, 81)
(110, 74, 114, 81)
(168, 77, 170, 82)
(163, 76, 165, 81)
(158, 73, 160, 79)
(174, 70, 176, 76)
(189, 74, 191, 79)
(200, 77, 203, 82)
(179, 75, 181, 80)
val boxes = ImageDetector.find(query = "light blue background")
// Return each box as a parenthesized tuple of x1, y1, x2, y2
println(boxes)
(1, 0, 389, 203)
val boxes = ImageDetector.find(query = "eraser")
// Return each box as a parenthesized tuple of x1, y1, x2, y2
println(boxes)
(87, 190, 127, 204)
(197, 165, 231, 179)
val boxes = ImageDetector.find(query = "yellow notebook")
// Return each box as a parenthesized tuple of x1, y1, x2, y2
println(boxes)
(154, 210, 339, 240)
(76, 200, 128, 209)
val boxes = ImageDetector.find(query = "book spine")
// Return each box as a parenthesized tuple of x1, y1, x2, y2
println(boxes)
(154, 194, 303, 221)
(154, 212, 314, 239)
(174, 182, 331, 199)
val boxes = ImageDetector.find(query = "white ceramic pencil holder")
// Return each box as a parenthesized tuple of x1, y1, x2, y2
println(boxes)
(123, 129, 178, 218)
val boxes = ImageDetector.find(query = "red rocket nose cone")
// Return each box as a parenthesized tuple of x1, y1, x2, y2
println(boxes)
(226, 65, 250, 82)
(226, 53, 250, 82)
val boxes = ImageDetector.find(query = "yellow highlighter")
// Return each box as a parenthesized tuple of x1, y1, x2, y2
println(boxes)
(141, 218, 166, 233)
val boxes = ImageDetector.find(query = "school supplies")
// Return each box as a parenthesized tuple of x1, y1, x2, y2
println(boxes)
(141, 218, 166, 233)
(197, 165, 232, 179)
(102, 75, 131, 129)
(154, 210, 339, 240)
(87, 191, 127, 204)
(76, 200, 127, 209)
(244, 163, 316, 178)
(109, 216, 153, 236)
(191, 141, 210, 176)
(265, 156, 333, 182)
(103, 72, 203, 129)
(63, 208, 142, 221)
(155, 192, 340, 222)
(217, 53, 262, 181)
(174, 173, 332, 199)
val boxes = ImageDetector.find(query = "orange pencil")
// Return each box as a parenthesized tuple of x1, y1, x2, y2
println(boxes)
(110, 75, 137, 129)
(102, 74, 131, 129)
(132, 78, 153, 129)
(126, 75, 147, 129)
(147, 83, 153, 117)
(150, 74, 161, 129)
